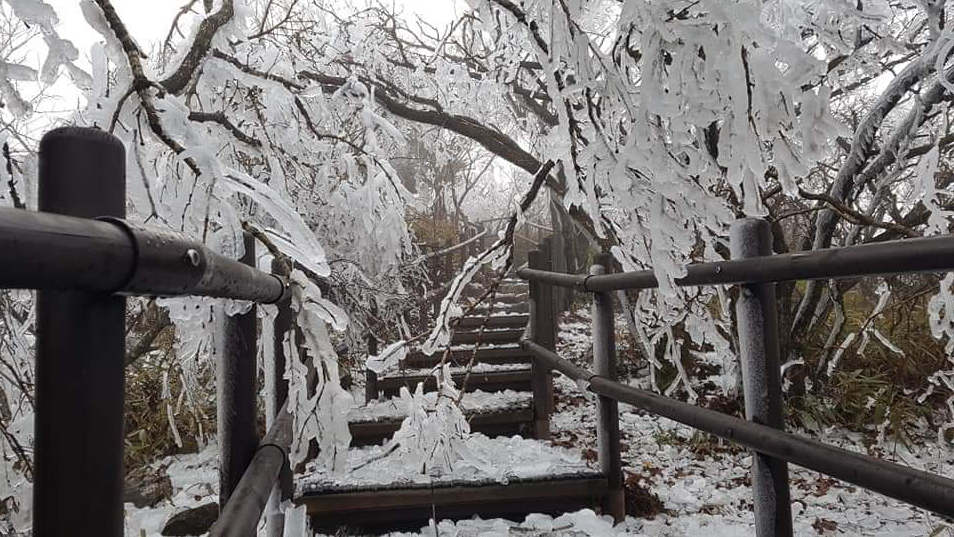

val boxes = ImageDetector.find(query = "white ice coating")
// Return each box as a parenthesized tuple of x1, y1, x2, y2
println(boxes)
(366, 340, 408, 374)
(297, 432, 596, 491)
(443, 342, 523, 351)
(349, 389, 532, 424)
(378, 362, 529, 379)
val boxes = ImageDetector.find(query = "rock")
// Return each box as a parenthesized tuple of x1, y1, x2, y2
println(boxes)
(624, 472, 665, 518)
(161, 502, 219, 536)
(123, 466, 173, 508)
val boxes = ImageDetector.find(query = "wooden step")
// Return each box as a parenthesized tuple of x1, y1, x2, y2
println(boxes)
(376, 368, 532, 397)
(491, 293, 529, 304)
(451, 328, 523, 345)
(349, 407, 533, 446)
(498, 283, 528, 294)
(456, 314, 528, 329)
(300, 475, 608, 531)
(403, 346, 530, 368)
(470, 301, 529, 315)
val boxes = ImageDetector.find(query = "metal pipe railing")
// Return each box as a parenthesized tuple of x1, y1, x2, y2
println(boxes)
(0, 207, 287, 303)
(521, 340, 592, 382)
(16, 126, 954, 534)
(526, 247, 555, 439)
(265, 258, 294, 537)
(5, 126, 295, 536)
(210, 402, 294, 537)
(218, 232, 261, 509)
(527, 346, 954, 519)
(517, 233, 954, 292)
(731, 219, 792, 535)
(32, 126, 127, 537)
(590, 254, 624, 522)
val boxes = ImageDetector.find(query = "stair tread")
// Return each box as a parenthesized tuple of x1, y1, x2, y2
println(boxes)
(349, 389, 532, 425)
(296, 435, 599, 496)
(379, 362, 530, 379)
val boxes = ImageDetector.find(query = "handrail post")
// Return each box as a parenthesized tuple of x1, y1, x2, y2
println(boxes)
(365, 302, 379, 403)
(365, 344, 379, 403)
(527, 248, 554, 439)
(730, 218, 793, 537)
(34, 127, 126, 536)
(218, 232, 260, 508)
(543, 236, 565, 316)
(265, 258, 292, 537)
(591, 253, 625, 522)
(540, 240, 556, 424)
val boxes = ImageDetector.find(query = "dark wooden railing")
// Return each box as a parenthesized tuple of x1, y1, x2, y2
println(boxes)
(519, 219, 954, 536)
(8, 127, 954, 537)
(0, 127, 294, 537)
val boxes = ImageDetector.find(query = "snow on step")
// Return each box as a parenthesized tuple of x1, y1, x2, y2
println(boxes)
(379, 361, 529, 379)
(444, 341, 522, 351)
(297, 434, 598, 494)
(378, 509, 621, 537)
(465, 310, 527, 317)
(349, 389, 532, 424)
(456, 314, 528, 329)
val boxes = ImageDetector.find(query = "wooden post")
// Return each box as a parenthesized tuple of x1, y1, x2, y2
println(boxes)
(543, 235, 566, 315)
(444, 238, 453, 279)
(538, 239, 559, 358)
(464, 227, 472, 259)
(592, 253, 625, 521)
(471, 226, 480, 257)
(527, 249, 554, 439)
(730, 218, 793, 537)
(365, 303, 379, 403)
(218, 232, 259, 508)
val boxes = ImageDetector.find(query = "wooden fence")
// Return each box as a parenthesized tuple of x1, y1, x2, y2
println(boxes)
(519, 218, 954, 536)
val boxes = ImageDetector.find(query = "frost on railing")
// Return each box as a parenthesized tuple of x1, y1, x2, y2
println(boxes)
(287, 269, 353, 472)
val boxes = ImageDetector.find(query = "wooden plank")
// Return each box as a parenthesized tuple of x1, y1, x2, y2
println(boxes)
(499, 283, 528, 294)
(451, 329, 523, 345)
(300, 477, 608, 528)
(528, 247, 555, 440)
(456, 315, 528, 329)
(403, 347, 530, 368)
(493, 292, 529, 304)
(377, 369, 532, 397)
(349, 408, 533, 446)
(470, 302, 529, 314)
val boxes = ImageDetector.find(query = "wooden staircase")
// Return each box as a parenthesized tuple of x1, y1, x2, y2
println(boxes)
(360, 276, 535, 439)
(294, 267, 611, 533)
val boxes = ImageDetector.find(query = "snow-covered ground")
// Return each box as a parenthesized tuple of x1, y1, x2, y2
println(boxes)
(124, 308, 954, 536)
(124, 445, 219, 536)
(336, 308, 954, 536)
(547, 371, 954, 536)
